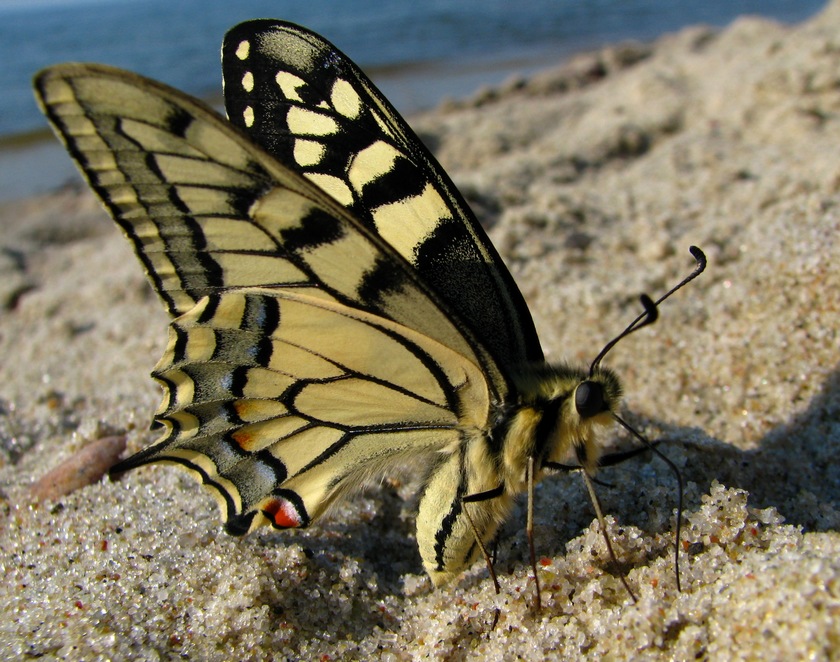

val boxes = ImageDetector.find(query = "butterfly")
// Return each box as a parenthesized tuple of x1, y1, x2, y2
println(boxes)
(33, 19, 704, 601)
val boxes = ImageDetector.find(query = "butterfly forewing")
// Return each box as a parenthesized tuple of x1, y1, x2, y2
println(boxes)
(34, 65, 493, 379)
(222, 19, 544, 372)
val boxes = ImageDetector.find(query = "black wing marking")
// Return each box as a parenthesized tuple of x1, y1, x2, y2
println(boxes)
(222, 19, 544, 374)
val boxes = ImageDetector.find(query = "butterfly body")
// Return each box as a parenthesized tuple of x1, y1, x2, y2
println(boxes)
(418, 363, 621, 584)
(34, 20, 629, 586)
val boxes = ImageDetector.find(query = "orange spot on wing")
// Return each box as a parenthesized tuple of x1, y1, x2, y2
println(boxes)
(264, 497, 303, 528)
(231, 428, 254, 450)
(234, 401, 254, 418)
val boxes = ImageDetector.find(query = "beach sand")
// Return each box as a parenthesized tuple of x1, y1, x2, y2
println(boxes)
(2, 3, 839, 659)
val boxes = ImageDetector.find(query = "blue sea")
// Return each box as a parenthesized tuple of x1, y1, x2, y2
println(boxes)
(0, 0, 827, 200)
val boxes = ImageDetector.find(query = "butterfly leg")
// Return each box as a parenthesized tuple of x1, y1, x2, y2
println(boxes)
(581, 471, 638, 603)
(526, 455, 542, 610)
(462, 484, 505, 629)
(462, 484, 504, 597)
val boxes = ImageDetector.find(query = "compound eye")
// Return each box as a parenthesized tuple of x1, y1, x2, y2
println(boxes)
(575, 381, 608, 419)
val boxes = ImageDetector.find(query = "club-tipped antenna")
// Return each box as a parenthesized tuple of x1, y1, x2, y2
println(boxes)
(589, 246, 706, 375)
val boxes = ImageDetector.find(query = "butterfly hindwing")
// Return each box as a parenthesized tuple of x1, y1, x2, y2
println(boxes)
(222, 19, 544, 372)
(139, 289, 491, 534)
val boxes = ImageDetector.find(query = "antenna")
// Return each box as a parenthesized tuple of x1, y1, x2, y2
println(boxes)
(589, 245, 706, 375)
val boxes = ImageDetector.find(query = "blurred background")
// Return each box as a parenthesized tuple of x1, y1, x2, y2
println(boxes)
(0, 0, 827, 201)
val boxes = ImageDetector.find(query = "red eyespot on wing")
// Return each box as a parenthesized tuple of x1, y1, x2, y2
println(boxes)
(263, 497, 304, 528)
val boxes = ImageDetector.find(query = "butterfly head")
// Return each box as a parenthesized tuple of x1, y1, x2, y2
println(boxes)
(512, 246, 707, 479)
(506, 363, 622, 479)
(569, 368, 624, 471)
(574, 375, 614, 419)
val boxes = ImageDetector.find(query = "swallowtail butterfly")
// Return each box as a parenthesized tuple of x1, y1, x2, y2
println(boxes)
(34, 19, 704, 599)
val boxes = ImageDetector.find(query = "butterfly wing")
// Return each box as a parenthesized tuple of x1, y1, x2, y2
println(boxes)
(141, 288, 491, 534)
(33, 63, 501, 538)
(34, 65, 482, 363)
(221, 19, 544, 373)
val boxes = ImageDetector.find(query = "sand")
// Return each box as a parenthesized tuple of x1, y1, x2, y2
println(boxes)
(2, 4, 839, 660)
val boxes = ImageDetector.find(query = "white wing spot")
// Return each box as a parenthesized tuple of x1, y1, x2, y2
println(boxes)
(304, 173, 354, 206)
(294, 139, 326, 167)
(235, 40, 250, 60)
(331, 78, 362, 119)
(348, 141, 400, 190)
(275, 71, 306, 102)
(372, 182, 450, 260)
(287, 107, 339, 136)
(242, 71, 254, 92)
(243, 106, 255, 128)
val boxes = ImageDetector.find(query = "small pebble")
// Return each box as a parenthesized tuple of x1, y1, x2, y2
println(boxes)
(29, 435, 126, 502)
